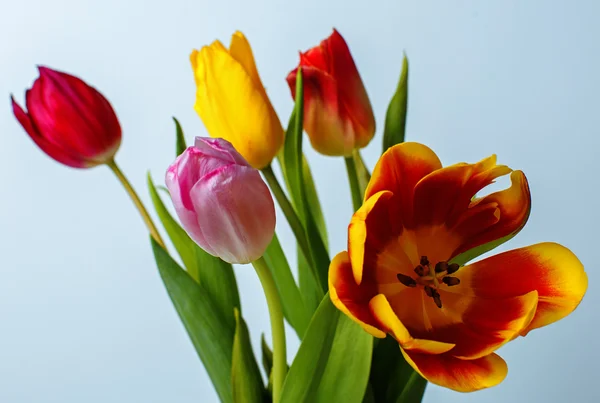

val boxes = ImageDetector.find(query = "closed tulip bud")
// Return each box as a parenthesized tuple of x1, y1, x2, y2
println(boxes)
(11, 66, 122, 168)
(190, 31, 284, 169)
(287, 29, 376, 157)
(166, 137, 275, 264)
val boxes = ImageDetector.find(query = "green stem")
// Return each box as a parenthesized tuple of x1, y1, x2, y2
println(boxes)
(253, 256, 287, 403)
(107, 160, 165, 248)
(344, 154, 363, 212)
(261, 165, 311, 265)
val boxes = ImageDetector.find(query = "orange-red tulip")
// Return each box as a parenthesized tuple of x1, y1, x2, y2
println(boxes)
(287, 29, 375, 157)
(329, 142, 587, 392)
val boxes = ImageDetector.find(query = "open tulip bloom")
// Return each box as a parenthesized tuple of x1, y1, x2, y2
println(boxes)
(11, 27, 587, 403)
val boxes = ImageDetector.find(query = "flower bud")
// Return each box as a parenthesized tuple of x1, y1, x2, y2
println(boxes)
(11, 66, 121, 168)
(166, 137, 275, 264)
(287, 29, 376, 157)
(190, 31, 284, 169)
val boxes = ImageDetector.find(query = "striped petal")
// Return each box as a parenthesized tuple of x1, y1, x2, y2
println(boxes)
(329, 251, 386, 338)
(365, 142, 442, 229)
(348, 190, 402, 285)
(453, 242, 587, 335)
(369, 294, 455, 354)
(451, 170, 531, 263)
(401, 350, 508, 392)
(415, 290, 538, 359)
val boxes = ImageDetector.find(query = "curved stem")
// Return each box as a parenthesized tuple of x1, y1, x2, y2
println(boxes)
(344, 154, 363, 212)
(253, 256, 287, 403)
(261, 165, 311, 264)
(107, 160, 165, 248)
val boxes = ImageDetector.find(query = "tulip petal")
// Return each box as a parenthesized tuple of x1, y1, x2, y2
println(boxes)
(412, 155, 512, 228)
(452, 170, 531, 261)
(189, 164, 275, 264)
(369, 294, 455, 354)
(348, 190, 404, 285)
(288, 66, 354, 156)
(11, 96, 87, 168)
(415, 289, 538, 359)
(191, 42, 283, 169)
(325, 29, 375, 141)
(165, 148, 214, 255)
(228, 31, 263, 91)
(329, 251, 386, 338)
(454, 243, 587, 335)
(365, 142, 442, 228)
(34, 67, 120, 162)
(401, 350, 508, 392)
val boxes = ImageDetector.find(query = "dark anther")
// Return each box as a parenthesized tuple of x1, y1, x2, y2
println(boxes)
(420, 256, 430, 266)
(446, 263, 460, 274)
(432, 292, 443, 308)
(424, 285, 434, 297)
(397, 273, 417, 287)
(414, 265, 426, 277)
(442, 276, 461, 286)
(435, 261, 448, 273)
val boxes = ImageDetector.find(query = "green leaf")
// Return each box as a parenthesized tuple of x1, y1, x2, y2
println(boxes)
(297, 250, 322, 319)
(261, 334, 274, 380)
(262, 234, 310, 338)
(369, 335, 426, 403)
(301, 155, 328, 248)
(174, 117, 186, 156)
(232, 308, 265, 403)
(282, 70, 330, 295)
(383, 54, 409, 153)
(277, 153, 328, 317)
(147, 174, 241, 325)
(353, 151, 371, 197)
(151, 239, 234, 403)
(280, 295, 373, 403)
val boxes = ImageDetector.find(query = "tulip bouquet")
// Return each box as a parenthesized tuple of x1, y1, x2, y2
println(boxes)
(11, 28, 587, 403)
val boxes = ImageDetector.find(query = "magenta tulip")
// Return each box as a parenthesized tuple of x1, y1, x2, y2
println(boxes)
(166, 137, 275, 264)
(11, 66, 122, 168)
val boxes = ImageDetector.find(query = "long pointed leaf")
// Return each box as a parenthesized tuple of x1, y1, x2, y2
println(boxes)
(232, 309, 265, 403)
(174, 117, 186, 156)
(262, 234, 310, 338)
(280, 295, 372, 403)
(151, 239, 234, 403)
(282, 70, 329, 294)
(383, 54, 409, 153)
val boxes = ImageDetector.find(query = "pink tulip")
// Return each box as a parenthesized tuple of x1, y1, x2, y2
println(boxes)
(166, 137, 275, 264)
(11, 66, 121, 168)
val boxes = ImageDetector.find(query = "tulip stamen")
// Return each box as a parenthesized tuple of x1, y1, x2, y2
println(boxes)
(397, 273, 417, 288)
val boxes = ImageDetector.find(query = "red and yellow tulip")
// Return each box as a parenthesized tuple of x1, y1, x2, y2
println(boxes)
(287, 29, 375, 157)
(329, 142, 587, 392)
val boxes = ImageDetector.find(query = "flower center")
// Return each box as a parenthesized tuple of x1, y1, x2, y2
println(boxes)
(396, 255, 461, 308)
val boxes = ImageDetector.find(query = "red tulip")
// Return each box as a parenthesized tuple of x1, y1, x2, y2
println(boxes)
(11, 66, 122, 168)
(287, 29, 376, 156)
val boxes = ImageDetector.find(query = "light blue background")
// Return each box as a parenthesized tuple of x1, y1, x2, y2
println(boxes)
(1, 1, 598, 402)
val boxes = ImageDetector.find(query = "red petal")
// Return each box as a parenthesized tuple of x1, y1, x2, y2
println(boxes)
(329, 251, 386, 338)
(365, 142, 442, 228)
(11, 95, 86, 168)
(414, 289, 538, 359)
(454, 243, 587, 335)
(452, 170, 531, 260)
(348, 190, 403, 284)
(401, 350, 508, 392)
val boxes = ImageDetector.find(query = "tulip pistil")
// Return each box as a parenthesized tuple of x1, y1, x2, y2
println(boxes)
(397, 256, 462, 309)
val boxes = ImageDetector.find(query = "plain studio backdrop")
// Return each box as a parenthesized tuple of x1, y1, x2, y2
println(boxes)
(1, 1, 598, 402)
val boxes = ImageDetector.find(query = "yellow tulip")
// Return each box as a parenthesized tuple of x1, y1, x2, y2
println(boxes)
(190, 31, 284, 169)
